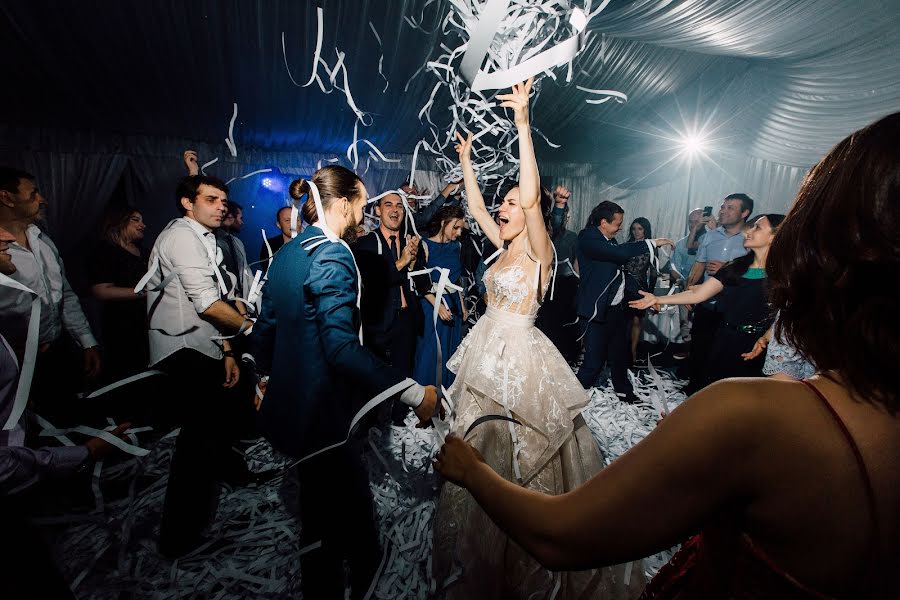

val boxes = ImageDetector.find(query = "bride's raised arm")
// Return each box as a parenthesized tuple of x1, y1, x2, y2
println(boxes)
(455, 131, 502, 250)
(496, 78, 553, 270)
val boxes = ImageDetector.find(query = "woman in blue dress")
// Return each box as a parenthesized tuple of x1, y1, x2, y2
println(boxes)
(413, 205, 467, 387)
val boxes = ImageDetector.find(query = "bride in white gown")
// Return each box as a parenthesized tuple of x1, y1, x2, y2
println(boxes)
(432, 79, 642, 599)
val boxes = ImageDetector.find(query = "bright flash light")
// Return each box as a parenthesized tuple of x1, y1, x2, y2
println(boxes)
(681, 133, 707, 155)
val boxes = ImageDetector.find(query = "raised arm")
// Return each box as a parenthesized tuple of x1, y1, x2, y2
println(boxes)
(496, 78, 553, 270)
(455, 132, 501, 250)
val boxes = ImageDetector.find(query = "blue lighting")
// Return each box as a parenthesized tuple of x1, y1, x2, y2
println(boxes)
(261, 176, 285, 193)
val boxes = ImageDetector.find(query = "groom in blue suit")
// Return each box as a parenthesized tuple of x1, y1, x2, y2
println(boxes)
(575, 201, 671, 401)
(252, 176, 438, 599)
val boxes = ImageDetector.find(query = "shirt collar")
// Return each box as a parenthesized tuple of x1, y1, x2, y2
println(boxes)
(182, 216, 214, 238)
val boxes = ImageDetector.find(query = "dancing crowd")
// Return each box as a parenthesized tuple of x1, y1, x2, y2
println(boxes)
(0, 82, 895, 599)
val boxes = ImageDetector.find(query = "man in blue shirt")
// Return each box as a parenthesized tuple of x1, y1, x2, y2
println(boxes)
(683, 193, 753, 394)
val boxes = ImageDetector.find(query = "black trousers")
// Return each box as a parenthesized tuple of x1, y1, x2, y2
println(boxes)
(156, 349, 249, 556)
(0, 495, 76, 599)
(297, 442, 381, 600)
(576, 305, 633, 396)
(30, 336, 83, 426)
(366, 308, 417, 426)
(536, 275, 580, 362)
(685, 304, 723, 395)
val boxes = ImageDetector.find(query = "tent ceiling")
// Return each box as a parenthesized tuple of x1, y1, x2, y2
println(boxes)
(1, 0, 898, 173)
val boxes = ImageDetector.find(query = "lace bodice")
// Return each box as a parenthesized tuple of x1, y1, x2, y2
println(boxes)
(483, 248, 550, 316)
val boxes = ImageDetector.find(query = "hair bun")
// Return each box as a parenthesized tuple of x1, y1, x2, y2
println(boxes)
(289, 179, 308, 200)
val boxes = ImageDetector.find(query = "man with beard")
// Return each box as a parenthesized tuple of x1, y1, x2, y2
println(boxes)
(353, 192, 427, 427)
(253, 168, 438, 599)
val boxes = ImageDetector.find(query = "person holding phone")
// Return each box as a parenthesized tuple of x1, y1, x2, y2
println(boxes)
(682, 194, 753, 394)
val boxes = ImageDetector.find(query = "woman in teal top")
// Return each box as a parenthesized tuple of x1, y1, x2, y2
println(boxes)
(413, 205, 467, 387)
(630, 214, 785, 385)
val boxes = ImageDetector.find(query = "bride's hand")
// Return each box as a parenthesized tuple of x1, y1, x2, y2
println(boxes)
(434, 434, 485, 486)
(454, 131, 473, 166)
(496, 78, 533, 129)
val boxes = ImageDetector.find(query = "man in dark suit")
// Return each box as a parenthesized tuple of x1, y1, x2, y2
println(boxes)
(575, 201, 673, 401)
(252, 222, 438, 600)
(353, 192, 427, 425)
(258, 206, 304, 274)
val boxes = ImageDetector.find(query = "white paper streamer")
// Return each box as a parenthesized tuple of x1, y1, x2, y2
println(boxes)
(225, 102, 238, 157)
(0, 274, 40, 431)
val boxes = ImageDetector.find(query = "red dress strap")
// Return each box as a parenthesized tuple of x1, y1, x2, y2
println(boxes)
(800, 380, 881, 594)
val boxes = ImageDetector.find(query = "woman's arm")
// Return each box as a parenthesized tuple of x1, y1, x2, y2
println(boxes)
(496, 78, 553, 271)
(424, 293, 453, 321)
(435, 381, 761, 570)
(455, 132, 502, 250)
(91, 283, 143, 302)
(628, 276, 723, 310)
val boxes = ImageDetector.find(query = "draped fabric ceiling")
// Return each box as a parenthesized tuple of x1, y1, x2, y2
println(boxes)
(1, 0, 898, 249)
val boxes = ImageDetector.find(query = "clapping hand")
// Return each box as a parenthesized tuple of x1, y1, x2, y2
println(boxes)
(403, 235, 421, 267)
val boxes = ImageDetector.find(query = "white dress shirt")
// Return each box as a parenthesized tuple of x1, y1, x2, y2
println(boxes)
(146, 217, 226, 366)
(0, 225, 97, 351)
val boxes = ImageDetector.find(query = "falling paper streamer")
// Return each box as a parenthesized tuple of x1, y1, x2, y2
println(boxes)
(576, 85, 628, 105)
(225, 103, 239, 157)
(199, 157, 218, 175)
(224, 168, 273, 186)
(400, 0, 624, 219)
(369, 21, 390, 92)
(284, 7, 408, 172)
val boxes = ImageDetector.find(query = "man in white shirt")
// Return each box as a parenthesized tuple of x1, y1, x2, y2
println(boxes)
(146, 174, 253, 557)
(0, 167, 102, 423)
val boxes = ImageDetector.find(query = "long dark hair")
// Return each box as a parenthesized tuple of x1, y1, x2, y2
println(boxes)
(715, 214, 785, 285)
(497, 180, 554, 230)
(626, 217, 652, 242)
(427, 205, 465, 238)
(768, 112, 900, 413)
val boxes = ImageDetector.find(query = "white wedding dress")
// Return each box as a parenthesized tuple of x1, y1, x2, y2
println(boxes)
(432, 244, 643, 599)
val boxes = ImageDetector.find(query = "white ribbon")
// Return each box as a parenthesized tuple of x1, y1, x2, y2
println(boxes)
(225, 102, 238, 157)
(0, 274, 40, 431)
(77, 369, 165, 400)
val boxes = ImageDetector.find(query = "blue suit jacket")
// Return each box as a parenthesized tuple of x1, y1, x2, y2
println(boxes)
(252, 226, 406, 458)
(576, 227, 651, 322)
